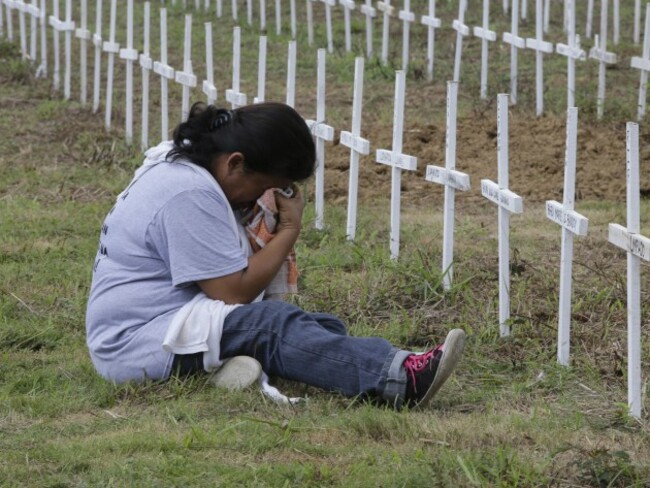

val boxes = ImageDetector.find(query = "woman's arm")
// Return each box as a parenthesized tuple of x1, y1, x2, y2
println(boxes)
(197, 188, 304, 304)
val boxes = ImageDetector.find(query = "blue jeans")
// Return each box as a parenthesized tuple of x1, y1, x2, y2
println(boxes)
(175, 300, 410, 405)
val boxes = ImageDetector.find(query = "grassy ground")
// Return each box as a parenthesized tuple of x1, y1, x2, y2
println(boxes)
(1, 1, 650, 486)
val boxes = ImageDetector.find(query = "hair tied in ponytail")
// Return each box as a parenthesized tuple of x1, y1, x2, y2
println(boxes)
(210, 109, 234, 131)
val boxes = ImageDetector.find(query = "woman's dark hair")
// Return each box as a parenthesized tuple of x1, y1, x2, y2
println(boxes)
(168, 102, 316, 182)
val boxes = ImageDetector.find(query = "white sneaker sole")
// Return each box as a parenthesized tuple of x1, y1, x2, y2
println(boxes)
(208, 356, 262, 390)
(413, 328, 466, 410)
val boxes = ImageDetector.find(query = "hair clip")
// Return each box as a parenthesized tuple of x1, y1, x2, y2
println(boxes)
(210, 110, 233, 130)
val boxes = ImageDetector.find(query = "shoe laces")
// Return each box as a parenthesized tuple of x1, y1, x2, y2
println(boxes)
(404, 344, 444, 387)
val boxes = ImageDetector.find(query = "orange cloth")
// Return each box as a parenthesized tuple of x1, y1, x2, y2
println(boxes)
(244, 189, 298, 297)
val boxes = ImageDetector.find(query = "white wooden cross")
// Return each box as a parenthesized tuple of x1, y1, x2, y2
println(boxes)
(632, 4, 650, 120)
(399, 0, 415, 70)
(425, 81, 471, 289)
(248, 0, 254, 27)
(545, 107, 589, 367)
(285, 40, 296, 108)
(376, 71, 418, 259)
(556, 0, 585, 109)
(322, 0, 336, 53)
(589, 0, 617, 120)
(4, 0, 13, 42)
(481, 94, 523, 337)
(306, 0, 314, 45)
(585, 0, 593, 39)
(91, 0, 102, 113)
(378, 0, 394, 64)
(290, 0, 297, 38)
(543, 0, 550, 33)
(275, 0, 281, 34)
(140, 2, 152, 151)
(608, 122, 649, 419)
(232, 0, 238, 21)
(47, 0, 63, 93)
(421, 0, 441, 81)
(634, 0, 641, 44)
(254, 35, 267, 103)
(175, 15, 197, 122)
(120, 0, 138, 143)
(26, 0, 40, 63)
(503, 0, 525, 104)
(360, 0, 376, 58)
(521, 0, 527, 20)
(203, 22, 217, 106)
(341, 57, 370, 241)
(35, 0, 47, 78)
(16, 0, 27, 59)
(226, 27, 247, 109)
(103, 0, 119, 129)
(153, 7, 175, 140)
(613, 0, 619, 45)
(526, 0, 553, 116)
(305, 49, 335, 231)
(340, 0, 355, 52)
(452, 0, 469, 82)
(260, 0, 267, 32)
(473, 0, 496, 100)
(75, 0, 90, 105)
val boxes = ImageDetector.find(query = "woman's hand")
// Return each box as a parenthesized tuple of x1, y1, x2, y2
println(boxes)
(275, 185, 304, 234)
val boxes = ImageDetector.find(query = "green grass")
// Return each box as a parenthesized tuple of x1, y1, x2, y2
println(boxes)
(1, 2, 650, 485)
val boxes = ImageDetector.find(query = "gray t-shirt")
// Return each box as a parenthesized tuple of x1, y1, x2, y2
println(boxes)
(86, 145, 248, 382)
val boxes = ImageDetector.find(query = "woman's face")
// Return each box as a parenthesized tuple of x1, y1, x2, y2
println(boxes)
(213, 153, 292, 209)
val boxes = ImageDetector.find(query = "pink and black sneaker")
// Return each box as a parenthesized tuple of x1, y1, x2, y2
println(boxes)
(403, 329, 466, 409)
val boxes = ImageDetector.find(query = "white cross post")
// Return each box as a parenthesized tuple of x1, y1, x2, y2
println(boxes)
(585, 0, 593, 38)
(232, 0, 238, 21)
(376, 71, 418, 260)
(290, 0, 296, 38)
(341, 57, 370, 241)
(452, 0, 469, 83)
(226, 27, 247, 109)
(175, 15, 197, 122)
(27, 0, 39, 62)
(378, 0, 394, 64)
(635, 0, 641, 44)
(217, 0, 223, 17)
(203, 22, 218, 106)
(254, 35, 267, 103)
(306, 0, 314, 45)
(425, 81, 471, 289)
(260, 0, 266, 32)
(91, 0, 102, 113)
(556, 1, 585, 109)
(285, 40, 296, 108)
(275, 0, 281, 34)
(62, 0, 74, 100)
(421, 0, 440, 81)
(17, 0, 27, 59)
(399, 0, 414, 70)
(545, 107, 589, 367)
(526, 0, 553, 116)
(36, 0, 48, 78)
(544, 0, 550, 33)
(103, 0, 119, 129)
(322, 0, 335, 53)
(140, 2, 152, 151)
(481, 94, 523, 337)
(248, 0, 254, 26)
(48, 0, 62, 92)
(153, 8, 175, 140)
(75, 0, 90, 105)
(608, 122, 649, 420)
(340, 0, 355, 52)
(0, 0, 4, 40)
(632, 4, 650, 120)
(503, 0, 525, 104)
(589, 0, 617, 120)
(5, 0, 14, 42)
(361, 0, 375, 58)
(613, 0, 619, 45)
(120, 0, 138, 143)
(473, 0, 496, 100)
(305, 49, 335, 231)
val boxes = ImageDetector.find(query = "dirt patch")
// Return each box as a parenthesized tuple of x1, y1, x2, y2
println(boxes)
(322, 111, 648, 208)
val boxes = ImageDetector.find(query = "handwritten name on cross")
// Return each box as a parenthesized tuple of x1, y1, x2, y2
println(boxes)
(526, 0, 553, 115)
(608, 122, 649, 419)
(421, 0, 441, 81)
(473, 0, 496, 99)
(545, 107, 589, 367)
(631, 4, 650, 120)
(341, 57, 371, 241)
(425, 81, 470, 289)
(481, 94, 523, 337)
(305, 49, 335, 230)
(225, 27, 247, 109)
(375, 71, 417, 259)
(589, 0, 617, 120)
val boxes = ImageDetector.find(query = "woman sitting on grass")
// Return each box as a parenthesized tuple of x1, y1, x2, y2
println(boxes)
(85, 101, 466, 409)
